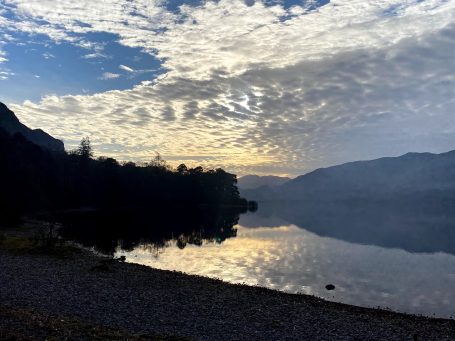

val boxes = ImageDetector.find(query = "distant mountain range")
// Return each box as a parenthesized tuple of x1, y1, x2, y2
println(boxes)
(237, 175, 290, 190)
(0, 102, 64, 152)
(242, 151, 455, 201)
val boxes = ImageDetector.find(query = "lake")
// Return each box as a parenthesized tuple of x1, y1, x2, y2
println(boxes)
(60, 200, 455, 318)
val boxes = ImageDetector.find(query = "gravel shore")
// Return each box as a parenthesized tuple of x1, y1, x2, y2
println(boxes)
(1, 234, 455, 340)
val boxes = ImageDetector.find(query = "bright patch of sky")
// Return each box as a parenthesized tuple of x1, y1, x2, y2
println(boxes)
(1, 0, 455, 176)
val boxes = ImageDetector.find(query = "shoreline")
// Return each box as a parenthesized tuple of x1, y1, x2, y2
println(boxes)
(1, 227, 455, 340)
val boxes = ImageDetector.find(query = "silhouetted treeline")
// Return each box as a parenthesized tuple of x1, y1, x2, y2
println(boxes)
(0, 128, 251, 224)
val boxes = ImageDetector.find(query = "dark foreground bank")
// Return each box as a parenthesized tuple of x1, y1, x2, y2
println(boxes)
(1, 229, 455, 340)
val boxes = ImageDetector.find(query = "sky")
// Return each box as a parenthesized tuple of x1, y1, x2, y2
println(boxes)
(0, 0, 455, 176)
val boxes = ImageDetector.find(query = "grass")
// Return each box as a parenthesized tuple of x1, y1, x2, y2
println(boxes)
(0, 234, 33, 250)
(0, 227, 81, 258)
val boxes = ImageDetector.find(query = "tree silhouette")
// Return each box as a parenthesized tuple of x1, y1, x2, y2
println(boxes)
(177, 163, 188, 175)
(148, 152, 169, 171)
(76, 137, 93, 158)
(0, 127, 254, 225)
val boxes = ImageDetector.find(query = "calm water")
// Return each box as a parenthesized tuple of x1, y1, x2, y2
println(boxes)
(60, 201, 455, 318)
(118, 223, 455, 318)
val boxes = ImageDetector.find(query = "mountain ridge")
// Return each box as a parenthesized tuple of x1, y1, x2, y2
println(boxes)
(238, 175, 290, 190)
(243, 150, 455, 201)
(0, 102, 64, 152)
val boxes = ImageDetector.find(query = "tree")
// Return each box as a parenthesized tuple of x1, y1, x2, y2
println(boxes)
(77, 137, 93, 159)
(190, 166, 204, 174)
(148, 152, 169, 171)
(177, 163, 188, 175)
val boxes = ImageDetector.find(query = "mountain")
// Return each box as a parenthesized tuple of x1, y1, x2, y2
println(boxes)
(0, 102, 64, 152)
(238, 175, 291, 200)
(246, 151, 455, 201)
(238, 175, 290, 190)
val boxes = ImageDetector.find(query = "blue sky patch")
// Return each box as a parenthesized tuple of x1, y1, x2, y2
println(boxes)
(1, 29, 163, 103)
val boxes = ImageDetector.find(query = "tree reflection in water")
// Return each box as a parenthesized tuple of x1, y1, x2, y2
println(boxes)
(57, 206, 245, 255)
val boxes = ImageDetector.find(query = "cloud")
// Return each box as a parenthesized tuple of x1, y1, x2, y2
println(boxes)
(6, 0, 455, 80)
(119, 64, 135, 72)
(42, 52, 55, 59)
(0, 54, 7, 63)
(82, 53, 110, 59)
(0, 71, 13, 80)
(3, 0, 455, 175)
(99, 72, 121, 80)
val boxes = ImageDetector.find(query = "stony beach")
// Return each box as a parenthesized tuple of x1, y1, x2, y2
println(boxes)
(1, 227, 455, 340)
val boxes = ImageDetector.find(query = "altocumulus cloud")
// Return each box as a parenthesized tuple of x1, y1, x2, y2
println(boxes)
(3, 0, 455, 175)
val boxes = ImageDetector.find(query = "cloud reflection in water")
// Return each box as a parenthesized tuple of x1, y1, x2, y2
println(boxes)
(117, 225, 455, 318)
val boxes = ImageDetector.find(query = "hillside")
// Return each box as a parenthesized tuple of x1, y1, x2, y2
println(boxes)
(238, 175, 290, 190)
(0, 102, 64, 152)
(246, 151, 455, 201)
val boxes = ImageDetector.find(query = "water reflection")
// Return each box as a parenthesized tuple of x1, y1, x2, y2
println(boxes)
(241, 200, 455, 254)
(59, 200, 455, 318)
(119, 224, 455, 318)
(58, 207, 243, 255)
